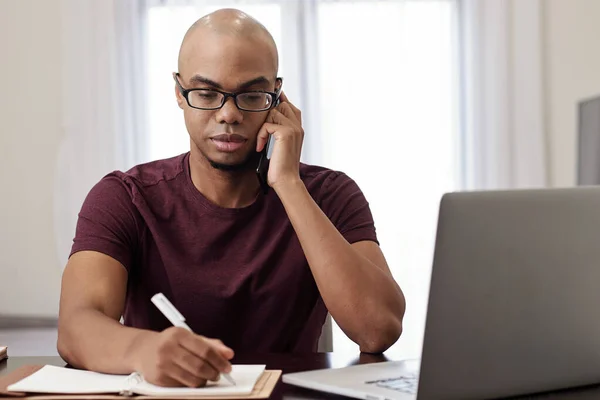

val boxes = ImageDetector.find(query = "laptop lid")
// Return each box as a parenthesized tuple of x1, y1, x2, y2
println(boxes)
(417, 187, 600, 399)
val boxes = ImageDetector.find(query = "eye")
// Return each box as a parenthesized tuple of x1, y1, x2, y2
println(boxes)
(196, 91, 219, 99)
(241, 92, 268, 103)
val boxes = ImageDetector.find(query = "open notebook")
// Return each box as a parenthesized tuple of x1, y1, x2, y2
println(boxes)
(7, 365, 266, 397)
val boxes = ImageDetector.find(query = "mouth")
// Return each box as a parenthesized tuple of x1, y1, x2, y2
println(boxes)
(210, 133, 248, 153)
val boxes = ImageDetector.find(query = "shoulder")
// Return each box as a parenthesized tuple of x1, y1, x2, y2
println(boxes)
(116, 152, 187, 188)
(300, 163, 352, 187)
(300, 163, 360, 198)
(90, 153, 187, 197)
(300, 163, 377, 242)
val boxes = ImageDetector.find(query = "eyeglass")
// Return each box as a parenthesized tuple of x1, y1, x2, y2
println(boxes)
(174, 73, 282, 112)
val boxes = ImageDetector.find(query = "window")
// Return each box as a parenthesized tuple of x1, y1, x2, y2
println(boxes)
(316, 1, 459, 356)
(147, 0, 460, 357)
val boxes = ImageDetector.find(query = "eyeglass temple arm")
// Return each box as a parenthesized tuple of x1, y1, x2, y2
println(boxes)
(174, 72, 186, 94)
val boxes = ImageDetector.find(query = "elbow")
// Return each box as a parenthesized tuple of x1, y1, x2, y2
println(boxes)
(56, 328, 72, 364)
(359, 289, 406, 353)
(56, 316, 80, 368)
(358, 317, 403, 354)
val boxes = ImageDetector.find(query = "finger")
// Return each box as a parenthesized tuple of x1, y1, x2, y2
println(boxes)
(196, 360, 221, 382)
(199, 344, 233, 374)
(180, 334, 233, 374)
(204, 338, 235, 359)
(278, 92, 301, 122)
(174, 346, 220, 382)
(276, 102, 300, 125)
(149, 360, 207, 388)
(256, 107, 297, 153)
(268, 107, 295, 126)
(169, 362, 208, 388)
(256, 121, 280, 152)
(147, 373, 183, 388)
(255, 122, 290, 152)
(279, 91, 290, 103)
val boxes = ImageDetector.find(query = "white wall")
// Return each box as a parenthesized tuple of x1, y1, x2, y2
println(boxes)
(0, 1, 63, 316)
(544, 0, 600, 187)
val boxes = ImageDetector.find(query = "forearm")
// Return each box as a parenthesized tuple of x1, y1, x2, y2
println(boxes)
(58, 308, 157, 373)
(275, 180, 405, 352)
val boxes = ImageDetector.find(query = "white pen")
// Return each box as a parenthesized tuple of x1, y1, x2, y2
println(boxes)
(151, 292, 236, 386)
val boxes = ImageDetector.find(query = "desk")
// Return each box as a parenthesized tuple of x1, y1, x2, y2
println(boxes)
(3, 354, 600, 399)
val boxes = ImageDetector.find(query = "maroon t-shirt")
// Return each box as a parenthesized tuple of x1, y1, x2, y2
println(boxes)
(71, 152, 378, 352)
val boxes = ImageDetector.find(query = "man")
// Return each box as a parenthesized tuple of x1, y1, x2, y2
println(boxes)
(57, 8, 405, 388)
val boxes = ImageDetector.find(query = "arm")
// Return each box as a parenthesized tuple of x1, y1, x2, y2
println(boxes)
(274, 180, 405, 353)
(256, 93, 405, 353)
(58, 250, 151, 373)
(58, 251, 233, 384)
(58, 177, 233, 386)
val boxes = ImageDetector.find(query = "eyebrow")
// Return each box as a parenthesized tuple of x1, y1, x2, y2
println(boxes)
(188, 75, 271, 91)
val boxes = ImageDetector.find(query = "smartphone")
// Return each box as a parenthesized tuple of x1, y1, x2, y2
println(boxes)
(256, 93, 281, 194)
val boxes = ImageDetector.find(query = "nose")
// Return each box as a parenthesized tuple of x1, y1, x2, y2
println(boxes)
(215, 97, 243, 125)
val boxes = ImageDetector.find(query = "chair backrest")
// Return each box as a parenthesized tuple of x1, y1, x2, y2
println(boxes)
(317, 313, 333, 352)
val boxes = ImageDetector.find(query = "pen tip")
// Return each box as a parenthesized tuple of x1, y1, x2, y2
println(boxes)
(226, 375, 236, 386)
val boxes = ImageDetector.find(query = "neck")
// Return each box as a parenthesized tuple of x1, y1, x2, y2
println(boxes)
(188, 150, 261, 208)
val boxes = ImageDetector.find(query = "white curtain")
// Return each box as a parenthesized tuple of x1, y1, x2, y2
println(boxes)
(54, 0, 148, 265)
(460, 0, 549, 190)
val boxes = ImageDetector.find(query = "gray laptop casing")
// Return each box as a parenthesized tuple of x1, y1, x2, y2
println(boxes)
(418, 187, 600, 399)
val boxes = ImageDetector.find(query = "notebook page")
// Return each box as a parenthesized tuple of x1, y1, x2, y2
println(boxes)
(132, 365, 266, 397)
(7, 365, 128, 394)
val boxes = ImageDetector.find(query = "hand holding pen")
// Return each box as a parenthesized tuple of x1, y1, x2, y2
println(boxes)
(128, 293, 236, 388)
(151, 293, 236, 386)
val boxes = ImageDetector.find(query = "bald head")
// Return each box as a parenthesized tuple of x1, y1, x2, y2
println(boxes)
(177, 8, 279, 76)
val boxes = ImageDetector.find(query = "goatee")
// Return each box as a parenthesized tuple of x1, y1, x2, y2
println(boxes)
(208, 151, 261, 173)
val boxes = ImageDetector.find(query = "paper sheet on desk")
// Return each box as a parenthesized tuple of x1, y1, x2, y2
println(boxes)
(7, 366, 127, 394)
(7, 365, 266, 397)
(131, 365, 266, 397)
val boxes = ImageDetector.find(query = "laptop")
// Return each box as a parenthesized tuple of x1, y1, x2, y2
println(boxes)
(283, 187, 600, 399)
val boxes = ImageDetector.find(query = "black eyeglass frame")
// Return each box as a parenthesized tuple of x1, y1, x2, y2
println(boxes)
(174, 73, 283, 112)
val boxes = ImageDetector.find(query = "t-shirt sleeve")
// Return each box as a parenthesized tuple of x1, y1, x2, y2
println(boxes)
(70, 174, 140, 272)
(318, 172, 379, 245)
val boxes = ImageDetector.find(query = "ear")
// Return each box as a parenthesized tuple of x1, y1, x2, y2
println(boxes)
(173, 72, 185, 110)
(274, 77, 283, 93)
(175, 86, 185, 110)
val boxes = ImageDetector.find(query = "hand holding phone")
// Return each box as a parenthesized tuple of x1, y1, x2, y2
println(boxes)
(256, 92, 281, 194)
(255, 89, 304, 195)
